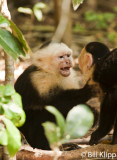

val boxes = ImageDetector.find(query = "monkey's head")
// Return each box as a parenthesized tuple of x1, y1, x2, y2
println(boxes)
(78, 42, 110, 74)
(32, 42, 73, 77)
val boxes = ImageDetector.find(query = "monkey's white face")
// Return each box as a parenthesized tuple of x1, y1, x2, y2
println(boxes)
(57, 53, 73, 77)
(32, 42, 73, 77)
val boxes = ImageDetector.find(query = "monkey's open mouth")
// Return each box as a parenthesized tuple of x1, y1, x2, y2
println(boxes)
(60, 67, 71, 77)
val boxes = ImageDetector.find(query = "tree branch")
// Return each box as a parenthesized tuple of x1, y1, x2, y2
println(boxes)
(16, 144, 117, 160)
(52, 0, 71, 42)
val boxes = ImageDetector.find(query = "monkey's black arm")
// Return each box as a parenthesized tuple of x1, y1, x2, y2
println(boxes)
(49, 84, 96, 114)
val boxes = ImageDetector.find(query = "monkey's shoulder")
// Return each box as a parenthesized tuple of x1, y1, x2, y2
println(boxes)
(93, 49, 117, 91)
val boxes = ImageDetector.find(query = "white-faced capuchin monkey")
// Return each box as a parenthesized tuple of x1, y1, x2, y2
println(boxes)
(78, 42, 117, 145)
(15, 41, 96, 150)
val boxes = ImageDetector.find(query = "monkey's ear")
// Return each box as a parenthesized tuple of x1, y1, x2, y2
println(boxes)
(86, 53, 93, 69)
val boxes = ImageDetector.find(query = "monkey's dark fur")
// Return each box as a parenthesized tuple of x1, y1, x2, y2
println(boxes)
(15, 42, 95, 149)
(83, 42, 117, 145)
(15, 67, 94, 149)
(15, 41, 117, 149)
(89, 48, 117, 145)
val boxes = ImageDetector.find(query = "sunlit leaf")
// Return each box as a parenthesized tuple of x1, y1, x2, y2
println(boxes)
(10, 20, 31, 55)
(12, 93, 23, 108)
(3, 102, 26, 127)
(42, 121, 61, 148)
(33, 9, 43, 21)
(65, 104, 94, 140)
(34, 2, 46, 9)
(0, 85, 5, 97)
(0, 14, 31, 56)
(72, 0, 84, 10)
(33, 2, 46, 21)
(0, 123, 8, 145)
(4, 84, 15, 96)
(0, 28, 25, 60)
(3, 117, 21, 157)
(0, 13, 10, 28)
(46, 106, 65, 135)
(18, 7, 32, 15)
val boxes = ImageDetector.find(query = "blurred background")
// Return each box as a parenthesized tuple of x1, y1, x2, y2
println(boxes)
(8, 0, 117, 53)
(0, 0, 117, 83)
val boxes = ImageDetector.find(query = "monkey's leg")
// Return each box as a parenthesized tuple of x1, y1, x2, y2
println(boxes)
(89, 93, 116, 145)
(112, 114, 117, 144)
(110, 89, 117, 144)
(20, 110, 51, 150)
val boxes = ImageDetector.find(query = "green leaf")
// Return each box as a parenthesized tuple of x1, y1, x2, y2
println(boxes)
(10, 20, 31, 55)
(33, 9, 43, 21)
(0, 105, 4, 114)
(46, 106, 65, 136)
(103, 13, 115, 21)
(0, 123, 8, 145)
(72, 0, 84, 10)
(0, 13, 10, 28)
(85, 11, 97, 21)
(33, 2, 46, 21)
(0, 85, 5, 97)
(65, 104, 94, 140)
(16, 110, 26, 127)
(33, 2, 46, 9)
(0, 14, 31, 55)
(4, 84, 15, 96)
(42, 121, 61, 148)
(0, 97, 11, 104)
(2, 117, 21, 157)
(12, 93, 23, 108)
(3, 102, 26, 127)
(18, 7, 32, 15)
(0, 28, 25, 60)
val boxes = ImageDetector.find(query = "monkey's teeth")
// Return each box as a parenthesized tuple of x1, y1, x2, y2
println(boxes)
(61, 67, 70, 71)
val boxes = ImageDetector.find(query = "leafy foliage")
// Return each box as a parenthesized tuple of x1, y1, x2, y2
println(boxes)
(72, 0, 84, 10)
(0, 13, 31, 60)
(42, 122, 61, 148)
(65, 105, 94, 139)
(0, 14, 10, 28)
(33, 2, 46, 21)
(2, 117, 21, 157)
(10, 20, 31, 55)
(0, 84, 26, 156)
(46, 106, 65, 135)
(85, 11, 115, 29)
(18, 2, 46, 21)
(43, 105, 94, 149)
(73, 23, 86, 32)
(0, 28, 25, 60)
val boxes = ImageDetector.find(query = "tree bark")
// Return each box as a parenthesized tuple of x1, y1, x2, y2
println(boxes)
(52, 0, 72, 47)
(4, 54, 14, 86)
(53, 0, 62, 26)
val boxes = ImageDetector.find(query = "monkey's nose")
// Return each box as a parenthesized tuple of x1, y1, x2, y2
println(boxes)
(66, 60, 70, 64)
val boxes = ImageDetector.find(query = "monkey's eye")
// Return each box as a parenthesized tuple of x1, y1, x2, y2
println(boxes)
(67, 54, 70, 57)
(59, 56, 64, 59)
